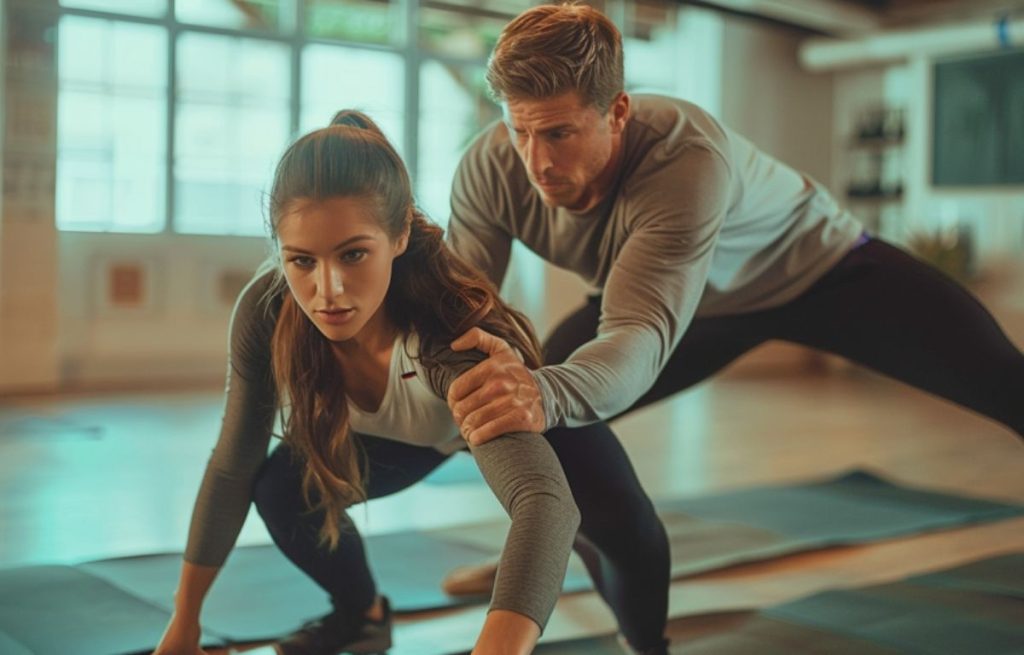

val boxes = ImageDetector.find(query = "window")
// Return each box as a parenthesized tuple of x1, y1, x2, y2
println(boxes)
(59, 0, 166, 18)
(306, 0, 401, 45)
(55, 1, 418, 235)
(174, 33, 291, 235)
(56, 16, 167, 232)
(417, 60, 497, 221)
(53, 0, 699, 235)
(175, 0, 292, 32)
(300, 44, 405, 151)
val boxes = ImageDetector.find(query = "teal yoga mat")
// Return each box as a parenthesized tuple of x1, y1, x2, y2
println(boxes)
(534, 553, 1024, 655)
(0, 565, 225, 655)
(0, 471, 1020, 653)
(438, 470, 1024, 591)
(763, 554, 1024, 655)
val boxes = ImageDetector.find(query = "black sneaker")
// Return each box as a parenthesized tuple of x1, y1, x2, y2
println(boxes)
(274, 596, 392, 655)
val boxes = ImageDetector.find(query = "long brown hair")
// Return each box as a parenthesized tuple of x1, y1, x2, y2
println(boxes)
(266, 110, 542, 548)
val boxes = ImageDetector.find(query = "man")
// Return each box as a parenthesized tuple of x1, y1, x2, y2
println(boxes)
(445, 1, 1024, 647)
(448, 3, 1023, 448)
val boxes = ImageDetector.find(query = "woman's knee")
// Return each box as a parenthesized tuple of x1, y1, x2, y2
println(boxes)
(252, 445, 307, 524)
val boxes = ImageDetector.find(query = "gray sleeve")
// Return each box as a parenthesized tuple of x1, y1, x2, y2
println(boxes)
(184, 269, 280, 566)
(425, 347, 580, 631)
(447, 127, 514, 290)
(532, 144, 732, 428)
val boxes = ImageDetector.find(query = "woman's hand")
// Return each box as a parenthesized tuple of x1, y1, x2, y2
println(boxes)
(448, 328, 546, 444)
(152, 614, 206, 655)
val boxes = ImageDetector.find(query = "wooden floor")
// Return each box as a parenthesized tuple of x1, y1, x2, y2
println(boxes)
(1, 351, 1022, 654)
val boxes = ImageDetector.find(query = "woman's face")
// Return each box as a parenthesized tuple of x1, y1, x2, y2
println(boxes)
(276, 196, 408, 344)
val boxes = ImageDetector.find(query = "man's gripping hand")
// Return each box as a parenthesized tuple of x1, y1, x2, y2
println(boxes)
(447, 328, 547, 445)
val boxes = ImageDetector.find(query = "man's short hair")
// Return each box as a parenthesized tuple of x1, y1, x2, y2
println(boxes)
(486, 3, 624, 113)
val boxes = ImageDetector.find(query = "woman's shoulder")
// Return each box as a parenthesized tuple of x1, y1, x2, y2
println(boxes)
(229, 262, 285, 366)
(409, 332, 486, 399)
(233, 261, 284, 317)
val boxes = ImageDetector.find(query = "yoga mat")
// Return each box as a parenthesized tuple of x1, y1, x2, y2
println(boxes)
(534, 553, 1024, 655)
(81, 546, 328, 640)
(79, 532, 498, 642)
(2, 471, 1020, 652)
(763, 554, 1024, 655)
(0, 565, 224, 655)
(532, 619, 904, 655)
(438, 470, 1024, 594)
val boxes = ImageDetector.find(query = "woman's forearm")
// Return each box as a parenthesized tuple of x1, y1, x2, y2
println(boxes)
(173, 560, 221, 621)
(152, 561, 221, 654)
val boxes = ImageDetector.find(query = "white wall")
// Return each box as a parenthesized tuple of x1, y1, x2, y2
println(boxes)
(720, 17, 835, 184)
(57, 232, 267, 387)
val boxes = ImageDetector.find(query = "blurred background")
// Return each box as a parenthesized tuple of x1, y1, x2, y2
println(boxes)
(0, 0, 1022, 393)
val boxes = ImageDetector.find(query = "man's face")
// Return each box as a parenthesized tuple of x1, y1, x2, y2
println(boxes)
(504, 91, 628, 212)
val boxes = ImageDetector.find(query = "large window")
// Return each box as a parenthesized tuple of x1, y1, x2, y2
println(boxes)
(299, 44, 405, 149)
(56, 16, 167, 232)
(54, 0, 693, 235)
(417, 60, 498, 221)
(174, 33, 291, 235)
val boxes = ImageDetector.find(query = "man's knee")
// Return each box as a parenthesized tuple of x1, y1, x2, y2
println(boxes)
(577, 492, 664, 552)
(541, 297, 600, 365)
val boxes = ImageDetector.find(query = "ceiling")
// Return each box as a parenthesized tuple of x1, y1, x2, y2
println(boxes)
(683, 0, 1024, 37)
(844, 0, 1024, 25)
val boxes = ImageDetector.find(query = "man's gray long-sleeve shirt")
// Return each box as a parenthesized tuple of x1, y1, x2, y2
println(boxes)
(449, 94, 863, 429)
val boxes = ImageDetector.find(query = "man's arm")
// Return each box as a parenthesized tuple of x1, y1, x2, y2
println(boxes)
(451, 144, 731, 438)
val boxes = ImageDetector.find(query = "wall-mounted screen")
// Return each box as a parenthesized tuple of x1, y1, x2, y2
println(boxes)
(932, 48, 1024, 186)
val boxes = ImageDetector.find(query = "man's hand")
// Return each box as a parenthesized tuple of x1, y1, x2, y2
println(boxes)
(448, 327, 546, 445)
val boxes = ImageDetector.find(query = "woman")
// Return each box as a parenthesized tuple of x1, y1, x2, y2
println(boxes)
(152, 111, 582, 655)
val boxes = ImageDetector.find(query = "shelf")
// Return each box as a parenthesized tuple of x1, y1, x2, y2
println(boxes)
(845, 190, 903, 203)
(847, 136, 904, 149)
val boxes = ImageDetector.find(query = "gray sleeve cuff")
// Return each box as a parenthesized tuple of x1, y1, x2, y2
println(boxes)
(530, 368, 563, 432)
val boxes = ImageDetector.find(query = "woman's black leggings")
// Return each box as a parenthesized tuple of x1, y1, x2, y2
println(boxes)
(545, 238, 1024, 435)
(253, 417, 670, 651)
